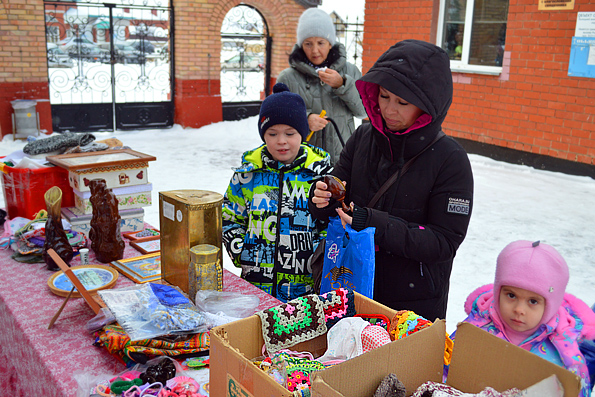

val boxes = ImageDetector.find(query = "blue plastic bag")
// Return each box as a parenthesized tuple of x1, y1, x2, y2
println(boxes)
(319, 216, 375, 298)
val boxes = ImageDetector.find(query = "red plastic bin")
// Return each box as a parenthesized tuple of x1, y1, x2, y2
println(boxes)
(1, 163, 75, 220)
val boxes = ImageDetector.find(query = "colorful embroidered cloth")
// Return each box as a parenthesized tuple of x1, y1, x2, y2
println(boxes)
(94, 325, 209, 366)
(257, 294, 327, 354)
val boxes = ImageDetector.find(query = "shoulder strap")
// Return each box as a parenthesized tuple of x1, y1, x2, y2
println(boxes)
(367, 131, 445, 208)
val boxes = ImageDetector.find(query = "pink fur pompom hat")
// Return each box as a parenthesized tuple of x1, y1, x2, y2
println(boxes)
(494, 240, 569, 325)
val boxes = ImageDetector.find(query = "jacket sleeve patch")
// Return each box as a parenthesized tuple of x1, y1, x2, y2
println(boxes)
(447, 197, 470, 216)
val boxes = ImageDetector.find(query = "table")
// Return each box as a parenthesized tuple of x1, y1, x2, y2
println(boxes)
(0, 224, 281, 396)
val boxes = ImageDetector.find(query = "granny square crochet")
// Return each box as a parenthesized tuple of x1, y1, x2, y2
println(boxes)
(256, 295, 327, 354)
(319, 288, 356, 329)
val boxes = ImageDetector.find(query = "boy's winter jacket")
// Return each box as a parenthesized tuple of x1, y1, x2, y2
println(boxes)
(222, 144, 333, 302)
(277, 43, 367, 164)
(309, 40, 474, 321)
(462, 284, 595, 397)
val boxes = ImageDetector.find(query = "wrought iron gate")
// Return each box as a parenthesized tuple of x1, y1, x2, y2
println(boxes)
(44, 0, 173, 133)
(220, 5, 271, 121)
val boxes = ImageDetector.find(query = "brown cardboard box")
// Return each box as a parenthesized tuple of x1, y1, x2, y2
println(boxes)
(210, 293, 399, 396)
(159, 190, 223, 293)
(311, 322, 581, 397)
(210, 293, 582, 397)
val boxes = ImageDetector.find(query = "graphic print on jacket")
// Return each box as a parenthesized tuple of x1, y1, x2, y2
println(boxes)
(222, 144, 332, 302)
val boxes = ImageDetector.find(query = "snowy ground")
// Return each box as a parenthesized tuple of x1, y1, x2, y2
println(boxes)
(1, 117, 594, 333)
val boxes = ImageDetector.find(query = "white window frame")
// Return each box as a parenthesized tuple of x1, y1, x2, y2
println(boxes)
(436, 0, 504, 75)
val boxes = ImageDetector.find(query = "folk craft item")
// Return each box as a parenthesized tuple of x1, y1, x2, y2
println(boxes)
(110, 253, 161, 283)
(323, 175, 350, 212)
(188, 244, 223, 302)
(89, 179, 125, 263)
(47, 264, 119, 298)
(46, 248, 101, 315)
(43, 186, 74, 270)
(130, 236, 161, 255)
(256, 294, 327, 354)
(319, 288, 356, 329)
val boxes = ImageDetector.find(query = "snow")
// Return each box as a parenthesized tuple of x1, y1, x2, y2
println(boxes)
(1, 118, 594, 333)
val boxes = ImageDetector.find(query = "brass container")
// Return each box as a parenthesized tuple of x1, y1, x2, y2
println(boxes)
(188, 244, 223, 302)
(159, 190, 223, 293)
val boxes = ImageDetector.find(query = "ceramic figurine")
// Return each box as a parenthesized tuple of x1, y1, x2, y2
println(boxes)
(43, 186, 74, 270)
(89, 179, 125, 263)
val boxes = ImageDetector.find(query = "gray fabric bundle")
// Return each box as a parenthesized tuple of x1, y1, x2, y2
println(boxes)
(23, 132, 95, 155)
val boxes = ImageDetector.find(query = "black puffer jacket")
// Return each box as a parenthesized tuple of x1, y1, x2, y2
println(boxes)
(309, 40, 474, 320)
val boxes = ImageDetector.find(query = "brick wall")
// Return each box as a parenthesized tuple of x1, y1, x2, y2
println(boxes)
(0, 0, 50, 137)
(0, 0, 305, 136)
(173, 0, 305, 128)
(363, 0, 595, 166)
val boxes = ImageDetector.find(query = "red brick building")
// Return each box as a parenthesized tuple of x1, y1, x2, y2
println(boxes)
(363, 0, 594, 176)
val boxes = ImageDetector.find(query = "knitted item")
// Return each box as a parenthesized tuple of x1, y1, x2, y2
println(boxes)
(389, 310, 432, 341)
(23, 132, 95, 155)
(495, 240, 569, 326)
(412, 381, 521, 397)
(296, 8, 336, 46)
(258, 83, 309, 140)
(319, 288, 356, 329)
(256, 295, 327, 354)
(361, 325, 391, 353)
(272, 352, 325, 393)
(94, 325, 210, 365)
(373, 374, 406, 397)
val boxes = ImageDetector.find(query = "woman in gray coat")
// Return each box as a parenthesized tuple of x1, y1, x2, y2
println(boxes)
(277, 8, 366, 164)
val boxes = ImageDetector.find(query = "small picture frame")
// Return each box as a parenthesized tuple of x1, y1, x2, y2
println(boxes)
(130, 236, 160, 254)
(123, 227, 160, 241)
(110, 252, 161, 284)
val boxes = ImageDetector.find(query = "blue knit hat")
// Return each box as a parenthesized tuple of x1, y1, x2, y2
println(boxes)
(258, 83, 309, 141)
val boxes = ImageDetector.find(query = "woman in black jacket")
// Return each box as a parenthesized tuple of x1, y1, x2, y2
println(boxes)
(309, 40, 474, 321)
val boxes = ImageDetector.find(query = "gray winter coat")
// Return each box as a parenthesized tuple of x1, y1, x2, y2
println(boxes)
(277, 43, 366, 164)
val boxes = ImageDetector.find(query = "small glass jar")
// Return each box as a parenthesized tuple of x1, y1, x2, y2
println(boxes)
(188, 244, 223, 302)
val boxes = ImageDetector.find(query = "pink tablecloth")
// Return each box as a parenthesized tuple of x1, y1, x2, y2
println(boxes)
(0, 225, 281, 397)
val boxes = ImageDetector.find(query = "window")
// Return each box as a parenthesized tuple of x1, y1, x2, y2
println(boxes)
(437, 0, 509, 74)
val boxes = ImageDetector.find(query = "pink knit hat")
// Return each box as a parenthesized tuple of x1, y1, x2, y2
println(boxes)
(495, 240, 569, 325)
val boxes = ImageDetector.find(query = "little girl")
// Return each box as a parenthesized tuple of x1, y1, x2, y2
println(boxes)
(461, 240, 595, 396)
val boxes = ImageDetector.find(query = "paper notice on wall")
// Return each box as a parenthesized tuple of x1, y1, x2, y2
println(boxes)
(568, 37, 595, 78)
(588, 45, 595, 66)
(576, 12, 595, 37)
(538, 0, 574, 11)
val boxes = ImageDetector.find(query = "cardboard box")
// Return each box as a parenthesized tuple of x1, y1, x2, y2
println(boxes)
(159, 190, 223, 293)
(210, 294, 581, 397)
(311, 322, 581, 397)
(210, 293, 398, 397)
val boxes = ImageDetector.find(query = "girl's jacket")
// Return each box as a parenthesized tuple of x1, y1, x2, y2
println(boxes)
(277, 43, 367, 164)
(462, 284, 595, 397)
(222, 144, 333, 302)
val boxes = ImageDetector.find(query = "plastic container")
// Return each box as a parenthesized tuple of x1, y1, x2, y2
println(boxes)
(1, 162, 75, 220)
(11, 100, 39, 139)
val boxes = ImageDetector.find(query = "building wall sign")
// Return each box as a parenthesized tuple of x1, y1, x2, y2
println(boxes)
(568, 12, 595, 78)
(538, 0, 574, 11)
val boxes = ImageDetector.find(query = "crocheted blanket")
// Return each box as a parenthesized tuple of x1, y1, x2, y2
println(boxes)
(256, 295, 327, 354)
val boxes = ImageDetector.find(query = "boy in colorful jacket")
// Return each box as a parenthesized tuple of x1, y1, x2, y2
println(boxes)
(457, 240, 595, 396)
(222, 83, 333, 302)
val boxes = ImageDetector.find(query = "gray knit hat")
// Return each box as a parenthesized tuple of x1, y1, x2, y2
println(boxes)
(296, 8, 336, 47)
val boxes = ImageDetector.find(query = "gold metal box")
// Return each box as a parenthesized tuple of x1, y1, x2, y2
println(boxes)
(159, 190, 223, 293)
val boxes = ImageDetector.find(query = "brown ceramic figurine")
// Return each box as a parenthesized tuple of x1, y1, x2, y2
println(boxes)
(43, 186, 74, 270)
(89, 179, 125, 263)
(323, 175, 351, 213)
